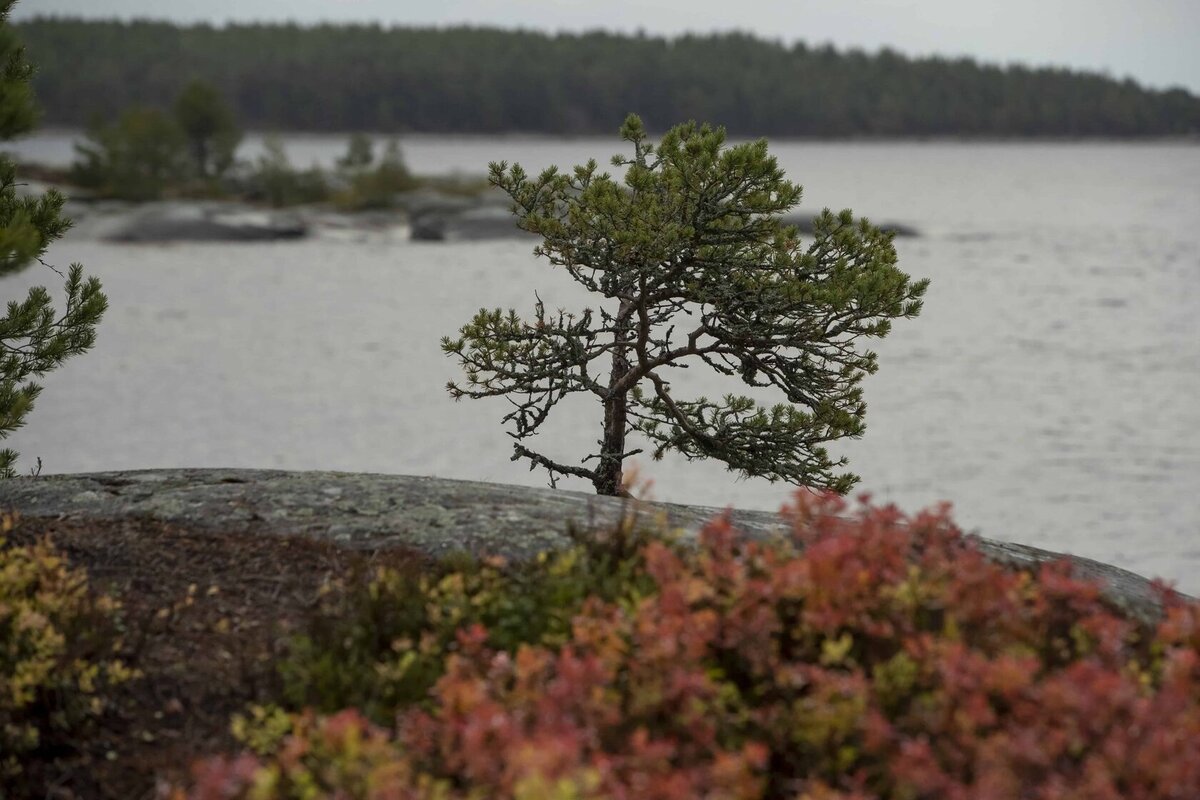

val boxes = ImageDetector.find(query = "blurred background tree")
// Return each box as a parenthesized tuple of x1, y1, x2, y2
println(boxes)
(0, 0, 106, 478)
(336, 132, 374, 173)
(65, 92, 418, 209)
(332, 137, 417, 211)
(70, 80, 240, 200)
(70, 106, 188, 200)
(248, 135, 330, 208)
(174, 78, 242, 180)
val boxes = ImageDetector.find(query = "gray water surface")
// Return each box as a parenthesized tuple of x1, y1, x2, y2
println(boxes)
(5, 137, 1199, 591)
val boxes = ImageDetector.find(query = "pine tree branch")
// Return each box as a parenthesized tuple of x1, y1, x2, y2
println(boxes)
(511, 443, 597, 488)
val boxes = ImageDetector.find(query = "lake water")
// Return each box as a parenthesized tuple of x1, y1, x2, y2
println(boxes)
(5, 132, 1200, 593)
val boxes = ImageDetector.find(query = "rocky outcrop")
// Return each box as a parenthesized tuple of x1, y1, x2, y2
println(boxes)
(401, 187, 533, 242)
(410, 205, 534, 242)
(392, 187, 479, 220)
(0, 469, 1186, 622)
(48, 185, 922, 244)
(104, 202, 307, 243)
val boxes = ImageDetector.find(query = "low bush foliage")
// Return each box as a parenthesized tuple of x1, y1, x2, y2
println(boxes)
(276, 520, 655, 723)
(0, 514, 135, 784)
(177, 493, 1200, 799)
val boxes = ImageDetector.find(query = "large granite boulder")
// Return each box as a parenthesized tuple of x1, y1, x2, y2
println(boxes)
(0, 469, 1185, 623)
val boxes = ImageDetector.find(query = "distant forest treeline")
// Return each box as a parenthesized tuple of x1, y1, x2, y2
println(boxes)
(16, 18, 1200, 137)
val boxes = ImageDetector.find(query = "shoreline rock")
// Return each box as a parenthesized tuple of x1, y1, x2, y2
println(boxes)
(45, 183, 920, 244)
(0, 468, 1184, 622)
(410, 205, 533, 241)
(104, 202, 307, 243)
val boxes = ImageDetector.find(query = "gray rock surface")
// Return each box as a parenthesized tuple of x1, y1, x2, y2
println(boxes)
(392, 187, 478, 219)
(104, 202, 308, 243)
(410, 205, 533, 242)
(0, 469, 1185, 621)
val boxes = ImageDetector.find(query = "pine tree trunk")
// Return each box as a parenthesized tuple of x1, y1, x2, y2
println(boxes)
(595, 381, 628, 495)
(594, 302, 633, 495)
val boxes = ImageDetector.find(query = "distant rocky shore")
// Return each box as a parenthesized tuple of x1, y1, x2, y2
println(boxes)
(32, 180, 920, 244)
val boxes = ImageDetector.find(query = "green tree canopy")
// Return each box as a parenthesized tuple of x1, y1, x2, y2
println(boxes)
(444, 115, 928, 496)
(16, 20, 1200, 137)
(0, 0, 106, 477)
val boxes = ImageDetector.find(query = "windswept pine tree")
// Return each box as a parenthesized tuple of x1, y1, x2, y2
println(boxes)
(444, 116, 928, 495)
(0, 0, 106, 477)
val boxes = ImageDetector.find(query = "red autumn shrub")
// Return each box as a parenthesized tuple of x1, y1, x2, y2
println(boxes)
(174, 492, 1200, 800)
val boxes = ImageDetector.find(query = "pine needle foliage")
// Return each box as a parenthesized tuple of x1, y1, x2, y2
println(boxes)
(0, 0, 106, 477)
(444, 115, 928, 495)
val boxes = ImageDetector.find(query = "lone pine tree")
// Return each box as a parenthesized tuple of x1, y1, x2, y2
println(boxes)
(444, 115, 927, 496)
(0, 0, 106, 477)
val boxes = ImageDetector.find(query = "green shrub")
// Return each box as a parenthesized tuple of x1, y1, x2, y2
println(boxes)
(0, 515, 135, 783)
(176, 493, 1200, 799)
(276, 520, 656, 723)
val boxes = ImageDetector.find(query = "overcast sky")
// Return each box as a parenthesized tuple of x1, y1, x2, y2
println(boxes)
(13, 0, 1200, 94)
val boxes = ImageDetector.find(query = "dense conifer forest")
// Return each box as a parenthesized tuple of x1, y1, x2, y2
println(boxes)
(15, 17, 1200, 137)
